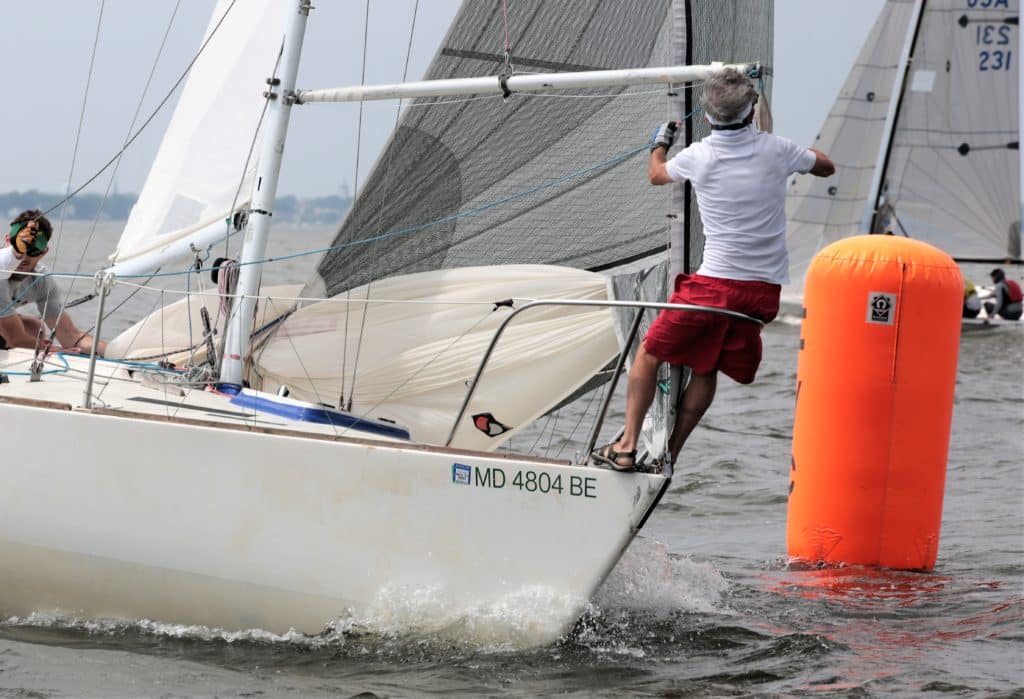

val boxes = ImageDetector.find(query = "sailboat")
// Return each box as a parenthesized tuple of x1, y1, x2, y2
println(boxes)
(785, 0, 1023, 328)
(0, 0, 771, 643)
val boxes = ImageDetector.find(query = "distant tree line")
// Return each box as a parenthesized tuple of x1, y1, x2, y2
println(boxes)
(1, 191, 351, 225)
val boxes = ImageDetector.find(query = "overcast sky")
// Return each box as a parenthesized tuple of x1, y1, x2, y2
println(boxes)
(2, 0, 885, 198)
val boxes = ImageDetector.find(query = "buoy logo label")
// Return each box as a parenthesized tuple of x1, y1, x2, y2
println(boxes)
(866, 292, 897, 325)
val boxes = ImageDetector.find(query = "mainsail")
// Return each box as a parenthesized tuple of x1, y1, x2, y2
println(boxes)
(109, 0, 285, 273)
(786, 0, 1021, 300)
(881, 0, 1021, 260)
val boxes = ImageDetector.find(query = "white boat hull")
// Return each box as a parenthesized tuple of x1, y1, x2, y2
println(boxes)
(0, 390, 663, 642)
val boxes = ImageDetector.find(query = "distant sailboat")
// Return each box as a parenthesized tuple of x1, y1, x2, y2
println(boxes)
(785, 0, 1022, 323)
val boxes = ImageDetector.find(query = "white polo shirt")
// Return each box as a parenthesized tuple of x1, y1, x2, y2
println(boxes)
(665, 125, 815, 284)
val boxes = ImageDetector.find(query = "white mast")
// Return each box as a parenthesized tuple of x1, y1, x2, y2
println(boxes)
(860, 0, 926, 233)
(220, 0, 311, 388)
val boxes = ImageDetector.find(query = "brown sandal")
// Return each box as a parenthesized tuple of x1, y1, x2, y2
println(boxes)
(590, 443, 637, 472)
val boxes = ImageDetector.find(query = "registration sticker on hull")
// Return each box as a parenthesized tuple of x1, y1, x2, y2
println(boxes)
(452, 463, 472, 485)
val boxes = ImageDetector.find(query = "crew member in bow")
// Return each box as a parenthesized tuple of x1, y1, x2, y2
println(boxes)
(593, 68, 834, 471)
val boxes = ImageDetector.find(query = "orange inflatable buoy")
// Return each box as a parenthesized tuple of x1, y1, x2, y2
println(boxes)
(787, 235, 962, 571)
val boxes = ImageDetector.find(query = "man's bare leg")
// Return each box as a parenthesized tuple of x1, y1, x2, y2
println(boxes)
(610, 344, 661, 460)
(667, 370, 717, 463)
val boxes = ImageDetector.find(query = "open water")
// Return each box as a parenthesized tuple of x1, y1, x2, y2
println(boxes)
(0, 224, 1020, 697)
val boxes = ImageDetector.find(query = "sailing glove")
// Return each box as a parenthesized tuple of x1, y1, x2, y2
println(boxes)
(651, 121, 679, 152)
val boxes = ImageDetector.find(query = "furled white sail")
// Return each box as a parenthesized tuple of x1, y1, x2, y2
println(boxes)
(784, 0, 916, 301)
(252, 265, 618, 450)
(108, 0, 285, 274)
(104, 285, 302, 365)
(882, 0, 1021, 260)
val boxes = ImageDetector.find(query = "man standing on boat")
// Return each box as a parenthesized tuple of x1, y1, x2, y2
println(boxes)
(593, 68, 834, 471)
(0, 210, 106, 356)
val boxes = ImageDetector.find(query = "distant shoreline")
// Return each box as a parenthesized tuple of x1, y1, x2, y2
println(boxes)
(2, 190, 351, 225)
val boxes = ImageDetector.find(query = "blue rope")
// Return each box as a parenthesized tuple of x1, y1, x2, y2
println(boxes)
(0, 352, 185, 378)
(21, 131, 700, 288)
(107, 141, 653, 280)
(1, 352, 70, 376)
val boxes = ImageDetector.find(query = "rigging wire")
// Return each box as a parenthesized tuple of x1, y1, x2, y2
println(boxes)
(41, 0, 239, 220)
(333, 308, 495, 442)
(62, 1, 183, 349)
(347, 0, 421, 411)
(554, 380, 608, 460)
(502, 0, 512, 58)
(37, 0, 108, 358)
(337, 0, 374, 407)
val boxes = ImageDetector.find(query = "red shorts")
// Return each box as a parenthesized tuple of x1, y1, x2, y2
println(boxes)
(643, 273, 780, 384)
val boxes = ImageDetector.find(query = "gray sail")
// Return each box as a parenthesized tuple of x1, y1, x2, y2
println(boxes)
(786, 0, 1022, 291)
(784, 0, 916, 299)
(304, 0, 771, 298)
(882, 0, 1021, 261)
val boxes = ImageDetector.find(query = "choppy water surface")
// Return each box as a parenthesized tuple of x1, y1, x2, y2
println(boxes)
(0, 225, 1020, 696)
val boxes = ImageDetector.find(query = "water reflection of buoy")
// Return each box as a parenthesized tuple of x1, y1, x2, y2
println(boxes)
(787, 236, 962, 571)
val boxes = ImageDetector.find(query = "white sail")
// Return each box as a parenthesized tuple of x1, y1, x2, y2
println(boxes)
(108, 0, 285, 273)
(252, 265, 619, 450)
(784, 0, 916, 300)
(104, 284, 302, 365)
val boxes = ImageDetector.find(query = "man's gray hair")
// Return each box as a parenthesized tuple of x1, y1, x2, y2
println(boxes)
(702, 68, 758, 125)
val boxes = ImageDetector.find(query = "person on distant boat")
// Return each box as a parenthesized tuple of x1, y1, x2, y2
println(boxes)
(962, 280, 982, 319)
(984, 268, 1023, 321)
(592, 68, 834, 472)
(0, 210, 106, 356)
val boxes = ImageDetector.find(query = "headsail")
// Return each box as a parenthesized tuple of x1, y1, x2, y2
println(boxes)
(784, 0, 916, 299)
(254, 266, 618, 450)
(108, 0, 286, 275)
